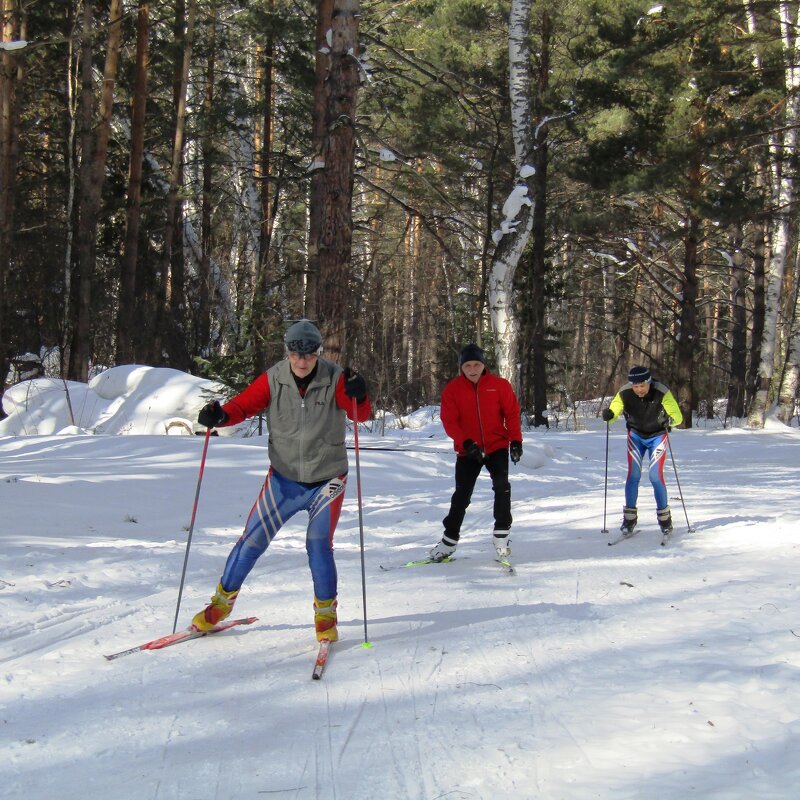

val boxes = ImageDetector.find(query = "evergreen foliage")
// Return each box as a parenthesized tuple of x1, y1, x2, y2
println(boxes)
(1, 0, 798, 422)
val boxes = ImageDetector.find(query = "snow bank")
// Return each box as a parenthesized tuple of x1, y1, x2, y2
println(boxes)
(0, 365, 230, 436)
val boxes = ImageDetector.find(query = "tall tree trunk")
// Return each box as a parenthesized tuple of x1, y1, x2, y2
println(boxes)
(726, 226, 747, 419)
(117, 0, 150, 365)
(747, 221, 767, 409)
(69, 0, 123, 380)
(62, 6, 79, 376)
(775, 251, 800, 423)
(674, 208, 700, 427)
(307, 0, 361, 363)
(741, 0, 767, 413)
(487, 0, 534, 383)
(0, 0, 24, 403)
(528, 10, 551, 426)
(68, 0, 95, 381)
(748, 3, 799, 426)
(157, 0, 195, 369)
(198, 3, 216, 358)
(252, 3, 278, 374)
(748, 152, 793, 426)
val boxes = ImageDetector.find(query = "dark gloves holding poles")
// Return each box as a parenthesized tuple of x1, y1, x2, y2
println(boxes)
(601, 408, 614, 422)
(198, 400, 227, 429)
(463, 439, 484, 464)
(510, 441, 523, 464)
(343, 368, 368, 403)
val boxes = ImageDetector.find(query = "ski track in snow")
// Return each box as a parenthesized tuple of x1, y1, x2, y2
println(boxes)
(2, 425, 800, 799)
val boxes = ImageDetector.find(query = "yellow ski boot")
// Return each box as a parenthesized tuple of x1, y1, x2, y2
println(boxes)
(314, 596, 338, 642)
(191, 583, 239, 632)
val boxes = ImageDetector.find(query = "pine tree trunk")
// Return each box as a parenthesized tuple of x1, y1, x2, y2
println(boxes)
(117, 0, 150, 365)
(156, 0, 195, 370)
(69, 0, 123, 380)
(252, 5, 278, 375)
(1, 0, 24, 402)
(747, 221, 766, 409)
(198, 5, 216, 359)
(68, 0, 95, 381)
(726, 227, 747, 419)
(529, 10, 551, 426)
(307, 0, 361, 362)
(674, 209, 700, 428)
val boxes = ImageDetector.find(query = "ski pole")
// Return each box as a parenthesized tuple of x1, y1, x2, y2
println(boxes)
(601, 421, 610, 533)
(665, 430, 696, 532)
(172, 426, 212, 633)
(352, 397, 371, 647)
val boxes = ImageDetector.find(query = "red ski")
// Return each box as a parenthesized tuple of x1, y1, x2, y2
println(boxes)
(312, 639, 332, 680)
(104, 616, 258, 661)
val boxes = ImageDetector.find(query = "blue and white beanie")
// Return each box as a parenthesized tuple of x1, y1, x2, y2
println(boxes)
(628, 365, 652, 384)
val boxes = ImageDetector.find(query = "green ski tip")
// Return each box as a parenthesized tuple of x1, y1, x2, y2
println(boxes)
(403, 556, 454, 567)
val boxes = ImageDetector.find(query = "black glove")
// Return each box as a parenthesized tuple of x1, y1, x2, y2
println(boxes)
(510, 441, 523, 464)
(463, 439, 484, 463)
(198, 400, 227, 428)
(658, 409, 672, 432)
(343, 367, 367, 402)
(601, 408, 614, 422)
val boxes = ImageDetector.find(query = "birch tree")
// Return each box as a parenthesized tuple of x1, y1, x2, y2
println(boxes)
(775, 277, 800, 423)
(487, 0, 534, 385)
(748, 1, 799, 427)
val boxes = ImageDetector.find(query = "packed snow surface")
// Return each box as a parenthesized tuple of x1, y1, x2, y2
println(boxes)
(2, 373, 799, 799)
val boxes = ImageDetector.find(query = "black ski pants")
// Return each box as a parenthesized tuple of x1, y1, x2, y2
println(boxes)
(442, 447, 511, 541)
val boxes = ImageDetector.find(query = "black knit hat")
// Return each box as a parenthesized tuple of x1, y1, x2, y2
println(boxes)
(628, 365, 652, 384)
(460, 343, 486, 366)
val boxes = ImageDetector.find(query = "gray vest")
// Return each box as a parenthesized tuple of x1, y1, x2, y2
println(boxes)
(265, 357, 348, 483)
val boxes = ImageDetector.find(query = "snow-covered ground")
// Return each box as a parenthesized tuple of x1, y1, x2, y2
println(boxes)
(2, 369, 799, 799)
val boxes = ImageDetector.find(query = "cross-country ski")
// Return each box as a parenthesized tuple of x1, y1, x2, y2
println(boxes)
(311, 639, 332, 680)
(608, 529, 640, 546)
(379, 556, 457, 571)
(103, 617, 258, 660)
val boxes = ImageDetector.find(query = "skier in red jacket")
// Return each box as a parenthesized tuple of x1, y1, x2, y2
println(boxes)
(429, 343, 523, 561)
(190, 319, 371, 644)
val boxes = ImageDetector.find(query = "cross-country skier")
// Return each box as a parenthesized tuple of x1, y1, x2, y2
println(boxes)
(429, 343, 523, 562)
(190, 319, 371, 643)
(601, 365, 683, 534)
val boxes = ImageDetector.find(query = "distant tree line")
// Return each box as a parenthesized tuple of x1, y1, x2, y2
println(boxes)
(1, 0, 798, 428)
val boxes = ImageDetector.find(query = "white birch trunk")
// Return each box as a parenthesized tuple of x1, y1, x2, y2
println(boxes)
(775, 277, 800, 423)
(748, 2, 799, 426)
(487, 0, 533, 383)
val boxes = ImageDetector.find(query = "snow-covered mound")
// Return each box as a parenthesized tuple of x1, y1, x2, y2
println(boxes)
(0, 365, 230, 436)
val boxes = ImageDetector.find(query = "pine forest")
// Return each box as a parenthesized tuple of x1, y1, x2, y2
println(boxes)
(2, 0, 799, 428)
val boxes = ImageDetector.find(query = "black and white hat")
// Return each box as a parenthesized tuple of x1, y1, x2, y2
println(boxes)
(628, 365, 652, 384)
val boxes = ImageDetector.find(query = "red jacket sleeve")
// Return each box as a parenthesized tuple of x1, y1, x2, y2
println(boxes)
(440, 380, 466, 449)
(220, 374, 271, 425)
(500, 380, 523, 442)
(335, 374, 372, 422)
